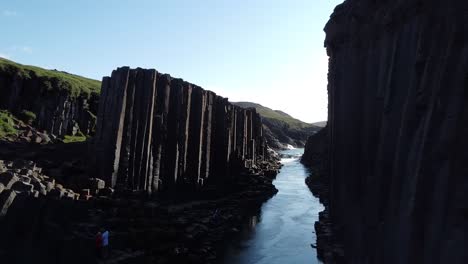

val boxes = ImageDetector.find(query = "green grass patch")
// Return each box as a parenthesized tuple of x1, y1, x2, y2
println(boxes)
(62, 130, 88, 143)
(0, 110, 18, 138)
(62, 134, 87, 143)
(0, 58, 101, 98)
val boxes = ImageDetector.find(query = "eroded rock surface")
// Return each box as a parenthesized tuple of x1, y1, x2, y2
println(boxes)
(93, 67, 274, 194)
(0, 63, 99, 137)
(319, 1, 468, 263)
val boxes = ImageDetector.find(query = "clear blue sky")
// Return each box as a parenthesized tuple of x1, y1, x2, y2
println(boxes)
(0, 0, 342, 123)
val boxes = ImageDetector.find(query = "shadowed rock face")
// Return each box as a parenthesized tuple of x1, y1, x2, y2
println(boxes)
(0, 72, 98, 137)
(93, 67, 268, 194)
(301, 126, 328, 169)
(323, 1, 468, 263)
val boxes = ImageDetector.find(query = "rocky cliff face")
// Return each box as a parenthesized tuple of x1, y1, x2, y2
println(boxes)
(0, 59, 99, 137)
(301, 126, 328, 169)
(322, 1, 468, 263)
(93, 67, 271, 194)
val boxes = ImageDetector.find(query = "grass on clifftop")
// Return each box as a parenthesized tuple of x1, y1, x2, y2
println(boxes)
(0, 58, 101, 98)
(0, 110, 18, 138)
(232, 101, 317, 130)
(62, 135, 87, 143)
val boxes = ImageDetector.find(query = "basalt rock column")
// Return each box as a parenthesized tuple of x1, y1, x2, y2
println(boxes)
(94, 68, 130, 188)
(324, 1, 468, 263)
(151, 74, 171, 192)
(94, 67, 266, 194)
(0, 67, 99, 137)
(94, 68, 157, 191)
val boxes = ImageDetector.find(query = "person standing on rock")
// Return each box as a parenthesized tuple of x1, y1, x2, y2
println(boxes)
(95, 231, 103, 259)
(102, 229, 110, 259)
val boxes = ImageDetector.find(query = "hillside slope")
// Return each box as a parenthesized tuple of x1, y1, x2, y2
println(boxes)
(0, 58, 100, 138)
(233, 101, 322, 149)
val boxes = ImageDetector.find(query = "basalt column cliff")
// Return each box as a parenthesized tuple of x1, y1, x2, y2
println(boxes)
(322, 1, 468, 263)
(93, 67, 268, 194)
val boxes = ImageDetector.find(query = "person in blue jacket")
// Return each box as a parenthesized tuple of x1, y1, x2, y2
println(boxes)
(101, 229, 110, 259)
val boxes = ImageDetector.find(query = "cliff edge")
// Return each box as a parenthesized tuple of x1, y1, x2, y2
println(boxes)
(319, 0, 468, 263)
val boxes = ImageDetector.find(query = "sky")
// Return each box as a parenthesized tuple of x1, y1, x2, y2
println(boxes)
(0, 0, 343, 123)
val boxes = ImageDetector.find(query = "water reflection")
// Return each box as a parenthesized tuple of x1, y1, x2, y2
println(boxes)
(222, 149, 324, 264)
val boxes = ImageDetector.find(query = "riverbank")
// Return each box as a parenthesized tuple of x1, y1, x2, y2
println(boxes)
(305, 171, 344, 263)
(222, 149, 324, 264)
(301, 127, 344, 263)
(0, 140, 283, 264)
(0, 172, 281, 264)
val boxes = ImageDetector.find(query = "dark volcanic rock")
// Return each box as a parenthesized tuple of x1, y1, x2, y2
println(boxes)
(0, 172, 19, 189)
(93, 67, 272, 195)
(301, 126, 328, 169)
(321, 1, 468, 263)
(0, 63, 99, 137)
(0, 190, 16, 216)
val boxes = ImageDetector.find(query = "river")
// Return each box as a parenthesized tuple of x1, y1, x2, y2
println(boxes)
(222, 148, 324, 264)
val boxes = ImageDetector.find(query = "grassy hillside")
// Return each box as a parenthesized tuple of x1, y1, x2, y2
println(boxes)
(0, 110, 18, 138)
(232, 101, 322, 148)
(0, 58, 101, 98)
(233, 102, 315, 130)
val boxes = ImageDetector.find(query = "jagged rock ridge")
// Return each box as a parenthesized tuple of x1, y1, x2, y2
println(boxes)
(319, 0, 468, 263)
(93, 67, 271, 194)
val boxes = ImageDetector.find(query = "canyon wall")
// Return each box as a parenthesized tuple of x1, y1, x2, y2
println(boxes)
(0, 63, 99, 137)
(301, 126, 328, 169)
(323, 0, 468, 263)
(93, 67, 268, 194)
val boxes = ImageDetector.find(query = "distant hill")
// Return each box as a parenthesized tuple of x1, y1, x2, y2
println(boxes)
(232, 101, 322, 149)
(312, 121, 327, 127)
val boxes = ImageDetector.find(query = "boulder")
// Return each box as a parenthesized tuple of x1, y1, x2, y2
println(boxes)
(0, 172, 19, 189)
(31, 180, 47, 196)
(11, 181, 34, 193)
(63, 190, 76, 200)
(0, 190, 16, 216)
(89, 178, 105, 190)
(98, 187, 114, 197)
(18, 175, 31, 184)
(80, 189, 90, 196)
(19, 169, 32, 176)
(0, 162, 5, 173)
(38, 133, 51, 144)
(48, 188, 64, 199)
(44, 181, 55, 192)
(33, 135, 43, 144)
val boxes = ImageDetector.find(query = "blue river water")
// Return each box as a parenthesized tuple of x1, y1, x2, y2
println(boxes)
(222, 148, 324, 264)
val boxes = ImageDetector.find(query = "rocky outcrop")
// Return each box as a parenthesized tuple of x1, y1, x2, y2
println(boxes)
(301, 126, 328, 169)
(0, 60, 99, 137)
(0, 160, 81, 206)
(301, 126, 341, 262)
(93, 67, 272, 194)
(0, 170, 277, 264)
(322, 1, 468, 263)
